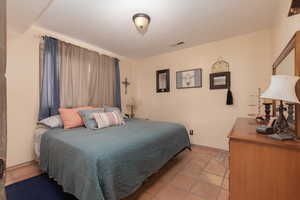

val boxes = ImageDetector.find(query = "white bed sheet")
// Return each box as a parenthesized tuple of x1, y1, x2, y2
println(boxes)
(34, 125, 49, 159)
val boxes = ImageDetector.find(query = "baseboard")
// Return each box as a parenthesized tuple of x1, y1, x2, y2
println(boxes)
(6, 160, 37, 172)
(191, 144, 228, 152)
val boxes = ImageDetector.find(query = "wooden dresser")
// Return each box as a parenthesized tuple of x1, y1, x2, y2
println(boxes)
(228, 118, 300, 200)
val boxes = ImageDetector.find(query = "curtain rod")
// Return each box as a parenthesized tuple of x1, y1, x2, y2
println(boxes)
(40, 34, 119, 61)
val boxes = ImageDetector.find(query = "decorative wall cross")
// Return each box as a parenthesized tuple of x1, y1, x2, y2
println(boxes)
(122, 78, 130, 95)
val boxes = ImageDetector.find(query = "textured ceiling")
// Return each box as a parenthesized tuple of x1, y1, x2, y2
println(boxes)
(8, 0, 280, 58)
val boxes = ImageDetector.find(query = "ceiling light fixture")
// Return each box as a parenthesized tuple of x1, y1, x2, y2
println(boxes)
(132, 13, 151, 35)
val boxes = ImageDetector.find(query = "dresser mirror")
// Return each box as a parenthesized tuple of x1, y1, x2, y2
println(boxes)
(276, 49, 295, 76)
(273, 31, 300, 138)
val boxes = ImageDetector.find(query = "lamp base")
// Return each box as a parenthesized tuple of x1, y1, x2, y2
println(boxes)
(267, 133, 295, 141)
(294, 137, 300, 142)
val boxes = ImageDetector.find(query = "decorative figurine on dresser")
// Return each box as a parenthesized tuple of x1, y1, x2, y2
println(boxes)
(249, 88, 275, 124)
(126, 98, 136, 118)
(262, 102, 272, 121)
(286, 103, 295, 123)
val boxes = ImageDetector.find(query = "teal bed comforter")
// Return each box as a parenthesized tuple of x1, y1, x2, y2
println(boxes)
(40, 119, 191, 200)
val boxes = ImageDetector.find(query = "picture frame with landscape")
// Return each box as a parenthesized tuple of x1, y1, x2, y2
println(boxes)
(210, 72, 231, 89)
(176, 68, 202, 89)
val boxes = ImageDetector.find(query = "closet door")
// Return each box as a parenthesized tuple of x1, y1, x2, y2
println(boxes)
(0, 0, 7, 199)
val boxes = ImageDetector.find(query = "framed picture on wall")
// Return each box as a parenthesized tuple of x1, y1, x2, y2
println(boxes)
(176, 68, 202, 89)
(156, 69, 170, 93)
(210, 72, 231, 89)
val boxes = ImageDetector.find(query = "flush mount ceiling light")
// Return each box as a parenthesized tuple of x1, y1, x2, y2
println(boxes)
(132, 13, 151, 35)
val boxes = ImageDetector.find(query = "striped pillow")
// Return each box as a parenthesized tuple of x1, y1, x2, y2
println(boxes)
(93, 111, 125, 129)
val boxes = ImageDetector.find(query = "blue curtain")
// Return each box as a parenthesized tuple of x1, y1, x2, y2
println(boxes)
(38, 37, 60, 120)
(114, 58, 122, 110)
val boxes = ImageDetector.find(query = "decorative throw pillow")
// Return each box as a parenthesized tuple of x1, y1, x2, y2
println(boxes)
(78, 108, 105, 129)
(104, 106, 129, 118)
(59, 106, 94, 129)
(93, 111, 125, 129)
(37, 115, 63, 128)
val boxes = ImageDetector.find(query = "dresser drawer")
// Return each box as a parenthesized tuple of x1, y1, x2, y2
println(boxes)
(229, 139, 300, 200)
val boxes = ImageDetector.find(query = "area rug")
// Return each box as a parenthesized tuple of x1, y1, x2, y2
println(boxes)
(6, 174, 78, 200)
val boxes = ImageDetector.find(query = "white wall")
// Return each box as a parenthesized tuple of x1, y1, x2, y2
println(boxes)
(119, 59, 136, 111)
(131, 30, 272, 150)
(6, 31, 40, 167)
(271, 0, 300, 61)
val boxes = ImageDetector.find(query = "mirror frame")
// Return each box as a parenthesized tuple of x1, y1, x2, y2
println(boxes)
(272, 31, 300, 138)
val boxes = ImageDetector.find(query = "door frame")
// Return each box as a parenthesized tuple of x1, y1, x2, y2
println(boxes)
(0, 0, 7, 199)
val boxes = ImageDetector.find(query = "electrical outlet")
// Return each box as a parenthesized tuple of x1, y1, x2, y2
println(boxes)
(189, 130, 194, 135)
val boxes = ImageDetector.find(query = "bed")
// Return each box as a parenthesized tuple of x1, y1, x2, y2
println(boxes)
(39, 118, 191, 200)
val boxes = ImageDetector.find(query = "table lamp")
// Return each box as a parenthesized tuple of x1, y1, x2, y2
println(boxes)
(126, 98, 136, 118)
(261, 75, 300, 140)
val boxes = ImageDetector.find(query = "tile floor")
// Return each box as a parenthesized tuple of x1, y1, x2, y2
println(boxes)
(5, 145, 229, 200)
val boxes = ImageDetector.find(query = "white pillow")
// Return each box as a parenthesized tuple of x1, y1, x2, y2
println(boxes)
(37, 115, 63, 128)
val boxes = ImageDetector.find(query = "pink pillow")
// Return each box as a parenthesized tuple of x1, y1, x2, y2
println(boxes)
(59, 106, 94, 129)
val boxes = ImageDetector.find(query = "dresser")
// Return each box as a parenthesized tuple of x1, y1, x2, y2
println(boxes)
(228, 118, 300, 200)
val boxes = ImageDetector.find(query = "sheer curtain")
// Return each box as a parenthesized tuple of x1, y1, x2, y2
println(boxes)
(59, 41, 117, 108)
(89, 55, 116, 107)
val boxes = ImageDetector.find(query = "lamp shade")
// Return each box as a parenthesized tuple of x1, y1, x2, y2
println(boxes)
(261, 75, 300, 103)
(126, 98, 136, 107)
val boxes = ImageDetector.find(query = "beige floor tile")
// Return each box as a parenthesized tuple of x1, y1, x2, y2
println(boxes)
(215, 151, 224, 158)
(134, 192, 155, 200)
(191, 152, 213, 163)
(170, 173, 198, 192)
(5, 173, 16, 186)
(221, 158, 229, 169)
(156, 185, 188, 200)
(199, 172, 223, 186)
(190, 157, 209, 169)
(176, 149, 193, 160)
(214, 151, 229, 165)
(166, 158, 189, 173)
(179, 160, 205, 178)
(12, 173, 39, 183)
(159, 167, 179, 183)
(217, 189, 229, 200)
(191, 180, 220, 200)
(184, 193, 206, 200)
(124, 190, 154, 200)
(9, 164, 42, 179)
(144, 179, 167, 195)
(6, 163, 42, 185)
(204, 160, 226, 177)
(202, 150, 219, 157)
(222, 177, 229, 190)
(225, 170, 229, 179)
(192, 145, 220, 157)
